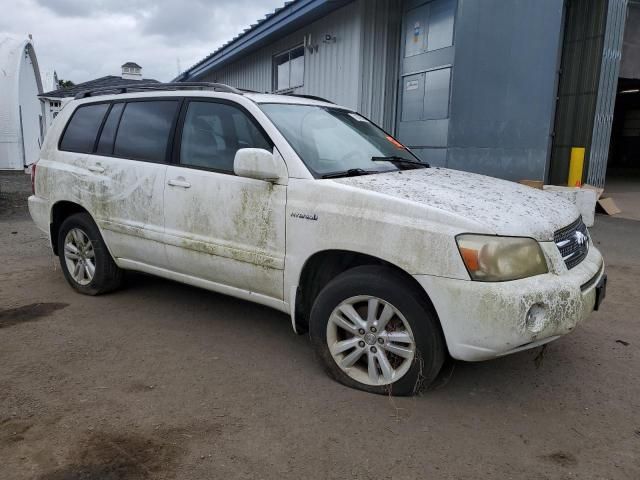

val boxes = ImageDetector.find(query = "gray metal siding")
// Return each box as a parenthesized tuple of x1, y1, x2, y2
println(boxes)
(201, 1, 363, 110)
(359, 0, 402, 131)
(395, 0, 457, 164)
(447, 0, 565, 181)
(587, 0, 629, 187)
(549, 0, 608, 185)
(620, 3, 640, 79)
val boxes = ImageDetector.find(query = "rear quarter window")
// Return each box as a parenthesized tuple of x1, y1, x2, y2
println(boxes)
(96, 102, 125, 155)
(59, 103, 110, 153)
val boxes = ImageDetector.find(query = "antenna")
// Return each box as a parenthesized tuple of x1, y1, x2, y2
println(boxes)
(176, 57, 182, 76)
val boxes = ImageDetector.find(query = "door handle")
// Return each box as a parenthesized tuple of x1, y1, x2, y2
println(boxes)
(167, 178, 191, 188)
(88, 165, 105, 173)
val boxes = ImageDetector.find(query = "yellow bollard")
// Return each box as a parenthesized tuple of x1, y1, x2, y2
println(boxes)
(568, 147, 585, 187)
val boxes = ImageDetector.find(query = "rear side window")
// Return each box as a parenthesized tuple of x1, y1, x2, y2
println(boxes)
(113, 101, 179, 162)
(59, 103, 109, 153)
(96, 103, 124, 155)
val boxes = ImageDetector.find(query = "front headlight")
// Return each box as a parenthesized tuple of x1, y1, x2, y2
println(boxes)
(456, 234, 548, 282)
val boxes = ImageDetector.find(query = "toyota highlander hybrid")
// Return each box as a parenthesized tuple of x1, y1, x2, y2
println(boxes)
(28, 83, 607, 395)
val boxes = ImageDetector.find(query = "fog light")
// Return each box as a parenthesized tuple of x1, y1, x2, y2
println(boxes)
(526, 304, 548, 333)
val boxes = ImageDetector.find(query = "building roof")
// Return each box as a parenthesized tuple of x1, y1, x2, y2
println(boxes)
(39, 75, 159, 98)
(174, 0, 353, 82)
(122, 62, 142, 68)
(0, 36, 43, 94)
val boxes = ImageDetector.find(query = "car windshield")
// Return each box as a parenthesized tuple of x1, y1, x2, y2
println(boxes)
(259, 103, 425, 178)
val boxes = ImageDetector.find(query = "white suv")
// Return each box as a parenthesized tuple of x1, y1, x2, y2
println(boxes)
(29, 83, 606, 395)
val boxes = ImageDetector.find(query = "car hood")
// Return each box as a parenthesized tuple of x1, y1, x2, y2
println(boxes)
(332, 168, 578, 241)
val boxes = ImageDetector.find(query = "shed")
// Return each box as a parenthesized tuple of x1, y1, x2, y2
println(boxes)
(0, 36, 44, 170)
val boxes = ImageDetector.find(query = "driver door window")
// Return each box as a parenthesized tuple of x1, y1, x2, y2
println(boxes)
(179, 101, 271, 173)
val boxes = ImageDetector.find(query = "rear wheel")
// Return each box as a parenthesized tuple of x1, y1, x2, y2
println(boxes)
(309, 266, 445, 396)
(58, 213, 123, 295)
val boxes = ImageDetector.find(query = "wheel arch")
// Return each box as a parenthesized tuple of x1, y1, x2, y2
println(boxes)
(292, 249, 441, 337)
(50, 201, 92, 256)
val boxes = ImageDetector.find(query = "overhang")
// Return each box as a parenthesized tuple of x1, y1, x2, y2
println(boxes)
(174, 0, 353, 81)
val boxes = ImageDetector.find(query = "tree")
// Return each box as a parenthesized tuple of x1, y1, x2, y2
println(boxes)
(58, 79, 75, 88)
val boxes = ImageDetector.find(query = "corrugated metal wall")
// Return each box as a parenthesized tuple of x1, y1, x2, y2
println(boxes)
(359, 0, 402, 131)
(587, 0, 629, 186)
(200, 0, 401, 129)
(201, 1, 364, 111)
(549, 0, 608, 185)
(550, 0, 628, 187)
(620, 2, 640, 79)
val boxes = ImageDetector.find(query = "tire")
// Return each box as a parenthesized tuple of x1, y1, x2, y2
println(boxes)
(57, 213, 123, 295)
(309, 265, 445, 396)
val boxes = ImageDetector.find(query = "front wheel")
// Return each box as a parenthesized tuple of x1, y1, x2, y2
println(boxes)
(309, 266, 445, 396)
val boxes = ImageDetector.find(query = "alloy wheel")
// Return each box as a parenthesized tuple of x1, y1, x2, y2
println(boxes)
(326, 295, 416, 386)
(63, 228, 96, 286)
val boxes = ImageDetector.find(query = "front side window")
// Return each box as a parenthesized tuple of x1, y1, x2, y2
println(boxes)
(59, 103, 109, 153)
(273, 46, 305, 92)
(113, 101, 179, 163)
(260, 104, 422, 177)
(179, 101, 271, 173)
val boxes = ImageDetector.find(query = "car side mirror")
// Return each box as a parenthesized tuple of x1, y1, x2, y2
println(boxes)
(234, 148, 285, 183)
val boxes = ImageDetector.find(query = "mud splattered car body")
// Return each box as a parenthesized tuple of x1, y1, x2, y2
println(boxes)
(285, 167, 605, 360)
(29, 86, 606, 393)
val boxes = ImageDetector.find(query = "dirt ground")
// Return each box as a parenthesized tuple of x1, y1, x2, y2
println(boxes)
(1, 171, 639, 479)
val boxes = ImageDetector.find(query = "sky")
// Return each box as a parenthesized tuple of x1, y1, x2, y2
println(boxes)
(1, 0, 285, 87)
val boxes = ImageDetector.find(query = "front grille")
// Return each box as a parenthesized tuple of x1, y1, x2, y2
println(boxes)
(554, 217, 589, 270)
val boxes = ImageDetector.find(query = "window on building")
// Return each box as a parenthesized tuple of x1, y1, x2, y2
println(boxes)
(59, 103, 109, 153)
(404, 0, 456, 57)
(273, 46, 305, 92)
(179, 101, 271, 173)
(113, 101, 179, 162)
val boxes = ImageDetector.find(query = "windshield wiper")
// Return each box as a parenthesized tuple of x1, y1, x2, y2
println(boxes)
(321, 168, 377, 179)
(371, 156, 429, 169)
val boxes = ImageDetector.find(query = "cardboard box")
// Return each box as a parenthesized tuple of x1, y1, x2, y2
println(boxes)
(519, 180, 544, 190)
(583, 184, 621, 216)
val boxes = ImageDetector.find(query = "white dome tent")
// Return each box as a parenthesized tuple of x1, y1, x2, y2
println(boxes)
(0, 35, 44, 170)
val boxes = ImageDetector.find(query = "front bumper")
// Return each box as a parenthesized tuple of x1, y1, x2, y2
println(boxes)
(416, 242, 605, 361)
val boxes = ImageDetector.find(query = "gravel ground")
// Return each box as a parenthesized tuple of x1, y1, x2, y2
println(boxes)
(1, 172, 639, 479)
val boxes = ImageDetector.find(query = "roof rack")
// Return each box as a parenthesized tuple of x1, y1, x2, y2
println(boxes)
(74, 82, 242, 100)
(286, 93, 334, 104)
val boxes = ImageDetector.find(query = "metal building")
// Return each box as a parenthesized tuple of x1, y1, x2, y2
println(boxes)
(0, 35, 44, 171)
(175, 0, 636, 187)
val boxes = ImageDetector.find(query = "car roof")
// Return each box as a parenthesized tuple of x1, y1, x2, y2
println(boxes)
(69, 82, 343, 110)
(243, 92, 337, 107)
